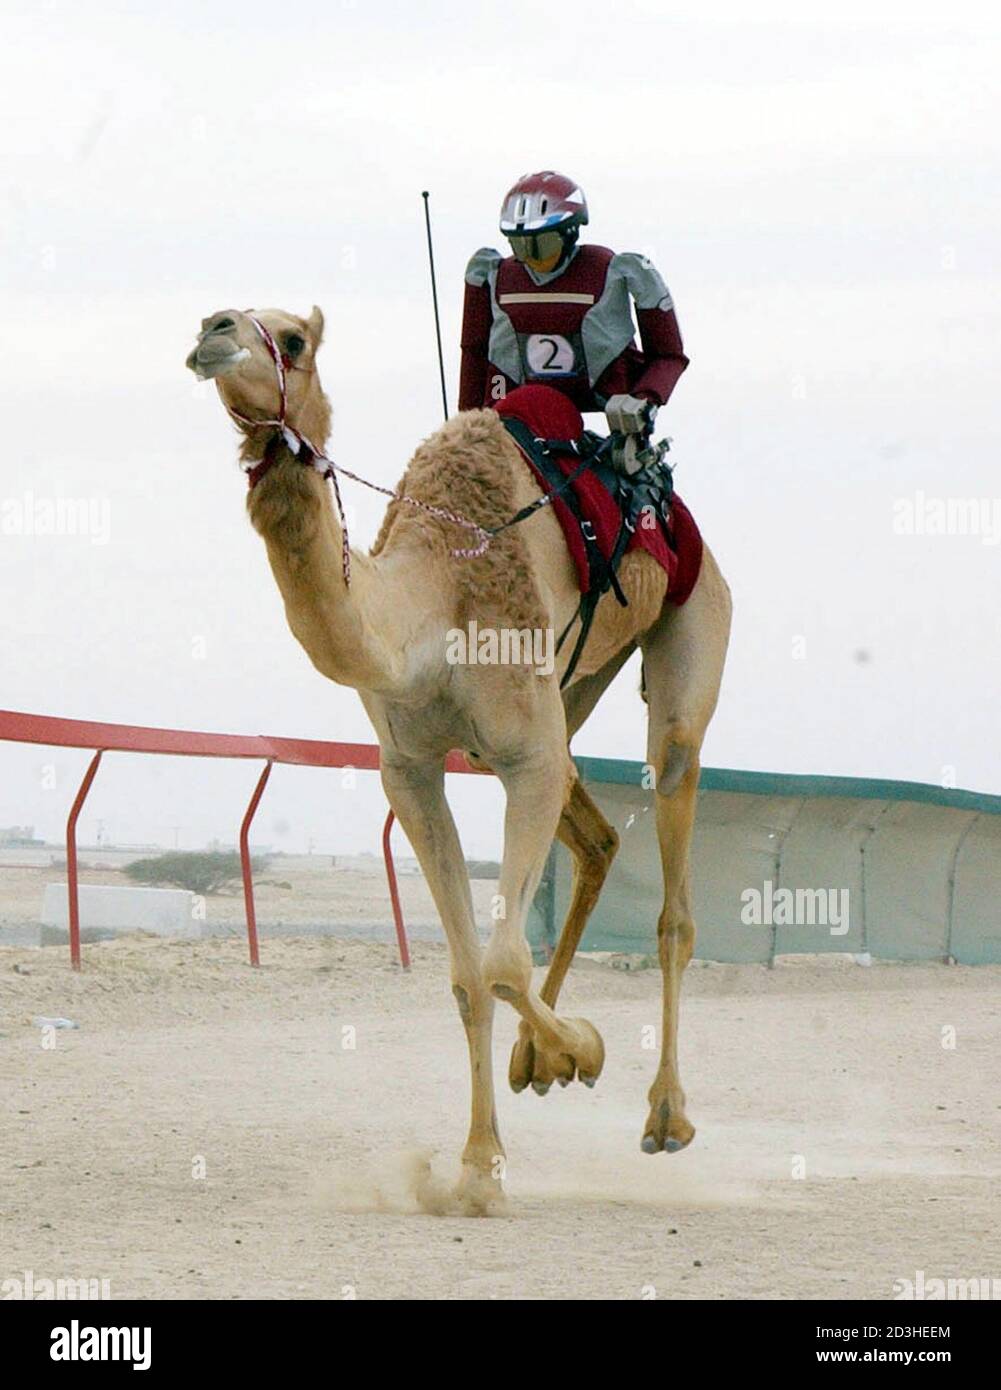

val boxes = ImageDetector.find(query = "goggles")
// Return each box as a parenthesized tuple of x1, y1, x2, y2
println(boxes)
(506, 230, 565, 265)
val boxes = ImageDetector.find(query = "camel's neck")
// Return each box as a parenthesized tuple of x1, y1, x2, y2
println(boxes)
(246, 440, 407, 694)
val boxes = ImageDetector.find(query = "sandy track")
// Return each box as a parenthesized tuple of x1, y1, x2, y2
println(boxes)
(1, 935, 999, 1300)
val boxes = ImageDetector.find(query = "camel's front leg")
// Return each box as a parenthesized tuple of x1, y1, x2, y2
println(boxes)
(482, 754, 605, 1093)
(380, 758, 503, 1213)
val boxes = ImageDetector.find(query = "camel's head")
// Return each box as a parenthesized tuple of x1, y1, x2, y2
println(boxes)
(185, 305, 329, 449)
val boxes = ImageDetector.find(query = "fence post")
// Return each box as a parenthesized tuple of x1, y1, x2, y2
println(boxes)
(66, 750, 103, 970)
(381, 809, 411, 971)
(240, 760, 273, 967)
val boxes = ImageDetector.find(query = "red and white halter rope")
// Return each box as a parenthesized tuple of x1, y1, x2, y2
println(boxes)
(228, 315, 494, 586)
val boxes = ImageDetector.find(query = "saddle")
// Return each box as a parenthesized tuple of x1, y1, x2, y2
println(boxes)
(494, 385, 703, 688)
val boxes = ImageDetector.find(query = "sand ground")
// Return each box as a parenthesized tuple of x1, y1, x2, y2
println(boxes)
(1, 930, 999, 1301)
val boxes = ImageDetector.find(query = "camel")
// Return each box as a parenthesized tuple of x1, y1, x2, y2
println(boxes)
(186, 305, 731, 1213)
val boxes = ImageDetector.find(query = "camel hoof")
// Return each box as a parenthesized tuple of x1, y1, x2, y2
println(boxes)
(454, 1165, 507, 1218)
(641, 1100, 695, 1154)
(509, 1019, 604, 1096)
(570, 1018, 606, 1084)
(508, 1032, 535, 1093)
(641, 1133, 692, 1155)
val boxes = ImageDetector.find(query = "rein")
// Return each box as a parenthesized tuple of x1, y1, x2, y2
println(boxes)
(229, 315, 499, 587)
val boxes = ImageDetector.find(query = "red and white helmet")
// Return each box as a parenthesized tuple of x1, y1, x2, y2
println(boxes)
(499, 170, 589, 235)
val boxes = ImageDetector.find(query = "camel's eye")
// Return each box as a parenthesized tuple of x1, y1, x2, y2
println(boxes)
(284, 333, 306, 358)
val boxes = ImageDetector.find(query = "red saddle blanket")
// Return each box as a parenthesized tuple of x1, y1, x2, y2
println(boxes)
(494, 385, 702, 605)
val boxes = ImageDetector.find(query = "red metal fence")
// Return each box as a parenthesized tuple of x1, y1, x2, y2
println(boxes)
(0, 709, 475, 970)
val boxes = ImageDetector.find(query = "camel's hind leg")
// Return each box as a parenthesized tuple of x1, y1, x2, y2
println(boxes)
(508, 778, 619, 1093)
(639, 545, 731, 1154)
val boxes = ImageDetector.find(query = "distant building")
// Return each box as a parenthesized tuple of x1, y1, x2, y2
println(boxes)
(0, 825, 44, 847)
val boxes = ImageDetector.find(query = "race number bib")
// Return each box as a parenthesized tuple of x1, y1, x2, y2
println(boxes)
(524, 332, 578, 378)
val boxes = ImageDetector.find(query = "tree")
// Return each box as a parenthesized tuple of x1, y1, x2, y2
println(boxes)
(123, 850, 267, 897)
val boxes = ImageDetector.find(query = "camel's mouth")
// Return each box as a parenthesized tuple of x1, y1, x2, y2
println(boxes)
(186, 313, 254, 381)
(185, 341, 251, 381)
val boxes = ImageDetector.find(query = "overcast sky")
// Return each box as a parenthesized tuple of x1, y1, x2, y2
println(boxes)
(1, 0, 998, 857)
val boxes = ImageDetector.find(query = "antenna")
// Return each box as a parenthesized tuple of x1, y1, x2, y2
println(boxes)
(421, 191, 449, 420)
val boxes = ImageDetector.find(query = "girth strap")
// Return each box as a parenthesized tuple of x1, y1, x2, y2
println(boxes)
(501, 417, 639, 690)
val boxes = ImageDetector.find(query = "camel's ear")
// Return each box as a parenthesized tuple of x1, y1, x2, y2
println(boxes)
(307, 305, 324, 348)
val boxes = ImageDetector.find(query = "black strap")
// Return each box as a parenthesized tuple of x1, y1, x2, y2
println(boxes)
(500, 419, 622, 605)
(555, 500, 637, 688)
(489, 421, 596, 537)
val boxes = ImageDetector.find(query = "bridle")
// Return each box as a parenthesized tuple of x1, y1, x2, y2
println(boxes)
(226, 314, 495, 586)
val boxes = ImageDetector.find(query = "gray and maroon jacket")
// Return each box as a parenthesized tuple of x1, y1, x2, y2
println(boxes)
(458, 243, 688, 415)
